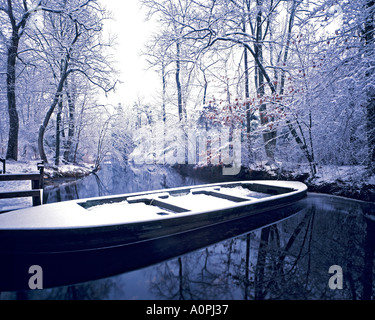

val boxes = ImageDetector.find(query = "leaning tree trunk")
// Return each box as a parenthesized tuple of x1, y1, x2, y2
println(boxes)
(38, 61, 70, 163)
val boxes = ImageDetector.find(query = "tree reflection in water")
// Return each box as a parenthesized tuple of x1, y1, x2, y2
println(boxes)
(145, 196, 374, 300)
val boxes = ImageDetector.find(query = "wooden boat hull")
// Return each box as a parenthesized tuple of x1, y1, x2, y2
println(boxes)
(0, 200, 308, 291)
(0, 180, 307, 254)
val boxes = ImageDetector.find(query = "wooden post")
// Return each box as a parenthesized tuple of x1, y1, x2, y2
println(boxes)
(37, 161, 44, 189)
(0, 158, 5, 174)
(31, 178, 41, 206)
(31, 162, 44, 206)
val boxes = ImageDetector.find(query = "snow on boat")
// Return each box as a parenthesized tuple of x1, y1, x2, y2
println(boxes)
(0, 180, 307, 254)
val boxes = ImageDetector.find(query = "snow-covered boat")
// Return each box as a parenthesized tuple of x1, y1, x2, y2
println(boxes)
(0, 180, 307, 254)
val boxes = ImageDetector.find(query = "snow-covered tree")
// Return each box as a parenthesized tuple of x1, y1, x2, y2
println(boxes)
(139, 0, 375, 176)
(0, 0, 117, 164)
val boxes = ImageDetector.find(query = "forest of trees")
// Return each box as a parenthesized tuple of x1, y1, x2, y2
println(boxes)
(1, 0, 375, 178)
(132, 0, 375, 177)
(0, 0, 118, 169)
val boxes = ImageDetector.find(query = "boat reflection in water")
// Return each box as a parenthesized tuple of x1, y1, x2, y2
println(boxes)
(1, 192, 374, 300)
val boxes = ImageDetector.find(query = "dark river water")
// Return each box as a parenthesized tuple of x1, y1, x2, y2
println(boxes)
(1, 164, 375, 300)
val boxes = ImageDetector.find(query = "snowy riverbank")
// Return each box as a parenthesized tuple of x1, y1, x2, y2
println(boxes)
(173, 163, 375, 203)
(0, 160, 93, 180)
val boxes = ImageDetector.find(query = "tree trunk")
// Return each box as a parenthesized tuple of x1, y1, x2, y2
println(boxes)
(176, 41, 183, 121)
(73, 109, 84, 164)
(202, 70, 208, 106)
(4, 0, 36, 161)
(255, 0, 276, 161)
(162, 61, 167, 164)
(366, 91, 375, 171)
(5, 32, 20, 161)
(55, 96, 63, 165)
(63, 89, 75, 162)
(243, 18, 251, 161)
(175, 41, 188, 164)
(38, 61, 70, 163)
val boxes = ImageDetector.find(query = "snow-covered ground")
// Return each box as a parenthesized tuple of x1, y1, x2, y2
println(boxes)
(251, 160, 371, 182)
(308, 165, 375, 202)
(0, 160, 93, 177)
(313, 165, 374, 184)
(248, 161, 372, 184)
(247, 161, 375, 201)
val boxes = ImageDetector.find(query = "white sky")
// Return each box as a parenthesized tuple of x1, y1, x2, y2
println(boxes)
(101, 0, 160, 108)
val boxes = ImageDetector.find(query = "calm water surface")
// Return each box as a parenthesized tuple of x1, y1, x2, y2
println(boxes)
(1, 164, 374, 300)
